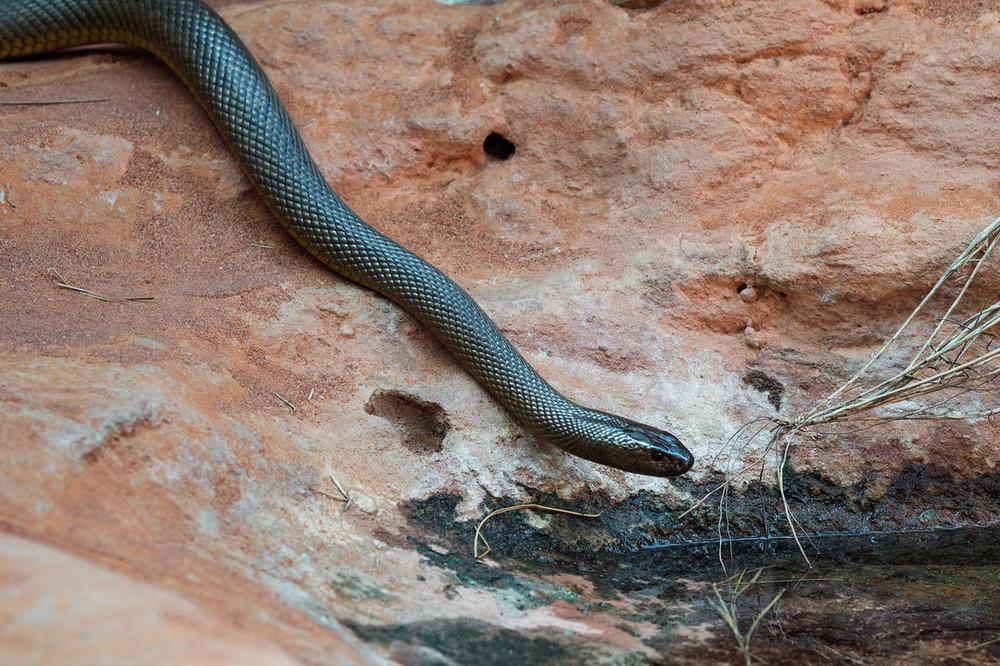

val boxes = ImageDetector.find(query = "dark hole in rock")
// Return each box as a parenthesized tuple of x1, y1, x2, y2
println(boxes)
(855, 1, 888, 15)
(483, 132, 516, 160)
(742, 370, 785, 410)
(736, 282, 749, 293)
(364, 389, 450, 455)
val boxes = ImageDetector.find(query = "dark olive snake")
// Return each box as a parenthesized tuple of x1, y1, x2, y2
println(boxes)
(0, 0, 694, 476)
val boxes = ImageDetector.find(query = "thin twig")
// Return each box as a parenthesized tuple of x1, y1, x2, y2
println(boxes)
(269, 390, 296, 412)
(329, 473, 351, 511)
(310, 474, 351, 511)
(310, 487, 342, 501)
(473, 503, 601, 560)
(709, 567, 786, 666)
(48, 267, 153, 302)
(777, 437, 811, 567)
(0, 97, 111, 106)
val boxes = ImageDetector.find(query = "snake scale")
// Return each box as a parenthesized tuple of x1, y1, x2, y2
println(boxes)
(0, 0, 694, 476)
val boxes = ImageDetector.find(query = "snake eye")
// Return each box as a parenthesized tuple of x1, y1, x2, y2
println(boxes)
(650, 450, 665, 462)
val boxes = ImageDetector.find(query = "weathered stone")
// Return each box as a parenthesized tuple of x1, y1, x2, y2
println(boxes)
(0, 534, 309, 666)
(1, 0, 997, 663)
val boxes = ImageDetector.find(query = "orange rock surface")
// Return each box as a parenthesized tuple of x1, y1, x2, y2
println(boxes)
(1, 0, 997, 663)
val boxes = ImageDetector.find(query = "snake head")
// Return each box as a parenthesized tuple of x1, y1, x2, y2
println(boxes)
(565, 410, 695, 477)
(613, 421, 694, 477)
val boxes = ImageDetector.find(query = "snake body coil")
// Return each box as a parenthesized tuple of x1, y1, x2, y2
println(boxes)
(0, 0, 694, 476)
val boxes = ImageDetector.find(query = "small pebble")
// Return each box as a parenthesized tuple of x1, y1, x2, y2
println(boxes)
(351, 492, 378, 515)
(738, 284, 759, 303)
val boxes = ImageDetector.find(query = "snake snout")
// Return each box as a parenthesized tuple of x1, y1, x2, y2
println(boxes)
(620, 423, 694, 476)
(658, 433, 695, 474)
(645, 430, 694, 474)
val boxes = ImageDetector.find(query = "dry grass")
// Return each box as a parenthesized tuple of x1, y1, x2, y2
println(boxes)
(686, 216, 1000, 566)
(709, 567, 786, 666)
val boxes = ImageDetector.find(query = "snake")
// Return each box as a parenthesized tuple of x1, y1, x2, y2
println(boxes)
(0, 0, 694, 477)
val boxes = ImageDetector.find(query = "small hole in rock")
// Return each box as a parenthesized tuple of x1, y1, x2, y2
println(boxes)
(611, 0, 668, 8)
(737, 282, 749, 293)
(364, 389, 450, 455)
(483, 132, 516, 160)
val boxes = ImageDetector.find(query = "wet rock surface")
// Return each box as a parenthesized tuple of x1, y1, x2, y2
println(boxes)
(1, 0, 998, 663)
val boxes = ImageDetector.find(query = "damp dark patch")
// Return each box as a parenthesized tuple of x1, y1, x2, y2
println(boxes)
(642, 465, 1000, 573)
(399, 465, 1000, 595)
(655, 562, 1000, 665)
(742, 369, 785, 410)
(397, 489, 745, 595)
(609, 0, 668, 9)
(398, 495, 585, 608)
(239, 431, 1000, 661)
(400, 494, 526, 590)
(390, 473, 1000, 663)
(400, 491, 659, 598)
(483, 132, 516, 160)
(345, 619, 572, 666)
(364, 389, 449, 454)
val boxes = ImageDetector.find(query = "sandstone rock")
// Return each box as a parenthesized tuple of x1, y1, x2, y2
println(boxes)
(0, 534, 310, 666)
(0, 0, 997, 663)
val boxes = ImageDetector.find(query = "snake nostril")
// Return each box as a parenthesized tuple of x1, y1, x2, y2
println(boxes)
(483, 132, 515, 160)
